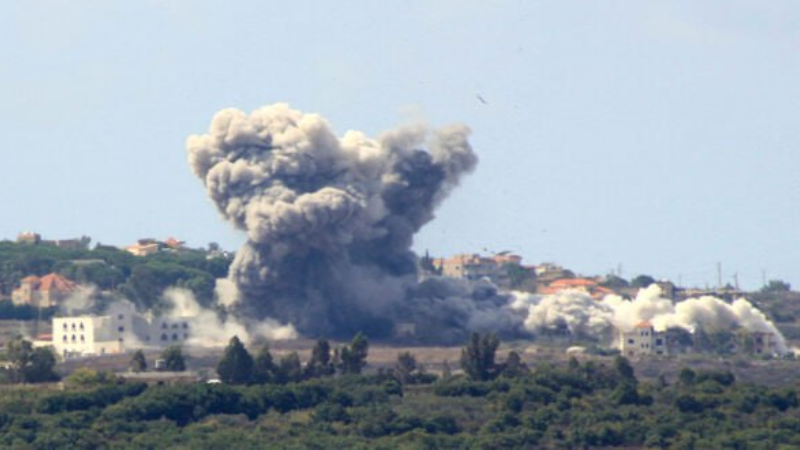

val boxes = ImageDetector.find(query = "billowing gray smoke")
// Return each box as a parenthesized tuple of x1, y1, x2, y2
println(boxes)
(187, 103, 482, 340)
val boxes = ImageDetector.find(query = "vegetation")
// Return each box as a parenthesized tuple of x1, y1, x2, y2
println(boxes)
(216, 336, 254, 384)
(0, 343, 799, 448)
(0, 241, 231, 311)
(129, 350, 147, 373)
(159, 346, 186, 372)
(0, 338, 59, 383)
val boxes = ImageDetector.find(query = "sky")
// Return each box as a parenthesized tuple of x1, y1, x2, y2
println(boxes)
(1, 1, 798, 290)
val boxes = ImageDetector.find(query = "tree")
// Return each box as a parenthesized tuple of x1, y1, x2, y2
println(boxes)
(2, 337, 60, 383)
(395, 351, 417, 384)
(601, 274, 629, 289)
(631, 275, 657, 288)
(460, 332, 500, 381)
(277, 351, 303, 384)
(217, 336, 254, 385)
(500, 351, 529, 378)
(160, 345, 186, 372)
(130, 349, 147, 373)
(304, 339, 334, 379)
(762, 279, 791, 293)
(339, 333, 369, 375)
(253, 343, 278, 384)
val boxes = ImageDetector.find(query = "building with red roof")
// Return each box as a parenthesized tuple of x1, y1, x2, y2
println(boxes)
(12, 273, 78, 308)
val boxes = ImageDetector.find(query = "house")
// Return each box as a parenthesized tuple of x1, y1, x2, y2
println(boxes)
(431, 253, 534, 289)
(12, 273, 78, 308)
(619, 321, 668, 358)
(539, 277, 614, 300)
(750, 331, 779, 356)
(52, 302, 194, 359)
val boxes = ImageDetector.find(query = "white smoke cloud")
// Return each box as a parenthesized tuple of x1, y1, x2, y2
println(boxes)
(509, 285, 788, 354)
(162, 287, 298, 346)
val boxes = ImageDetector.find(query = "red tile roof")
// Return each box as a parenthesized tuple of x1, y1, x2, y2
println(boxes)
(36, 273, 77, 293)
(634, 321, 653, 329)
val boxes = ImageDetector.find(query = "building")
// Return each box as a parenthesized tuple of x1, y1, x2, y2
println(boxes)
(12, 273, 78, 308)
(750, 331, 779, 356)
(124, 237, 187, 257)
(125, 239, 161, 257)
(538, 277, 615, 300)
(431, 253, 534, 289)
(619, 321, 668, 358)
(52, 302, 194, 359)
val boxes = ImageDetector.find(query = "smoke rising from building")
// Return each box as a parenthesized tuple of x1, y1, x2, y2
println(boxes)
(511, 285, 788, 353)
(187, 103, 478, 339)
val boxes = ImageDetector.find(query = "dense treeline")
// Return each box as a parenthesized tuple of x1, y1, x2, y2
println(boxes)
(0, 241, 231, 310)
(2, 333, 800, 448)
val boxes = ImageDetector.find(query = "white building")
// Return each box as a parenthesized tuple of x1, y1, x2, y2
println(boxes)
(619, 321, 668, 358)
(52, 302, 193, 359)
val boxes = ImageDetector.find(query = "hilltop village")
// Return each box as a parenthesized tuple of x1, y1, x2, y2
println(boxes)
(0, 232, 794, 361)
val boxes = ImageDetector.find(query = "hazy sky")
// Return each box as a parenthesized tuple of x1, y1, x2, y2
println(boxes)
(2, 1, 798, 290)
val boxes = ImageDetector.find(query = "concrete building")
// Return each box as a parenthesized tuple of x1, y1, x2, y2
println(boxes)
(619, 321, 668, 358)
(52, 302, 193, 359)
(12, 273, 78, 308)
(431, 253, 534, 289)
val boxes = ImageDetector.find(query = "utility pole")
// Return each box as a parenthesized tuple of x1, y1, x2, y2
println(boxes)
(733, 273, 739, 291)
(717, 262, 722, 289)
(762, 269, 767, 288)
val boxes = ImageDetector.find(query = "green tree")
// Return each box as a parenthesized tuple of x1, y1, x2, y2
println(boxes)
(304, 339, 334, 379)
(277, 351, 303, 383)
(253, 343, 278, 384)
(160, 345, 186, 372)
(460, 332, 500, 381)
(394, 351, 417, 384)
(130, 350, 147, 373)
(339, 332, 369, 375)
(500, 350, 529, 378)
(216, 336, 254, 385)
(601, 274, 629, 289)
(2, 337, 60, 383)
(631, 274, 657, 288)
(762, 279, 791, 293)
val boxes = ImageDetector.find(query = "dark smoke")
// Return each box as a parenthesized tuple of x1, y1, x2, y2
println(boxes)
(187, 103, 511, 341)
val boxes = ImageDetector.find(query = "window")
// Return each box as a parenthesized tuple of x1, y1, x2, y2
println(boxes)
(182, 322, 188, 329)
(72, 335, 76, 342)
(80, 335, 85, 342)
(119, 337, 124, 343)
(118, 326, 125, 332)
(118, 314, 124, 320)
(183, 333, 189, 339)
(62, 323, 67, 330)
(161, 333, 168, 341)
(62, 335, 67, 342)
(79, 323, 84, 330)
(172, 333, 178, 341)
(655, 338, 663, 346)
(627, 339, 634, 344)
(162, 323, 168, 329)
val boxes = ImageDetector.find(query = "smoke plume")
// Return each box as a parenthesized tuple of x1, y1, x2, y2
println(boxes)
(163, 288, 298, 346)
(511, 285, 788, 353)
(187, 103, 478, 339)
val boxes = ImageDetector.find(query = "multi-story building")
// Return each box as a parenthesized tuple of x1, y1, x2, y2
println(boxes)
(52, 302, 193, 359)
(12, 273, 78, 308)
(619, 321, 668, 358)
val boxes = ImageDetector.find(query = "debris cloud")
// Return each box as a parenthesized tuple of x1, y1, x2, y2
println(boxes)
(188, 103, 477, 339)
